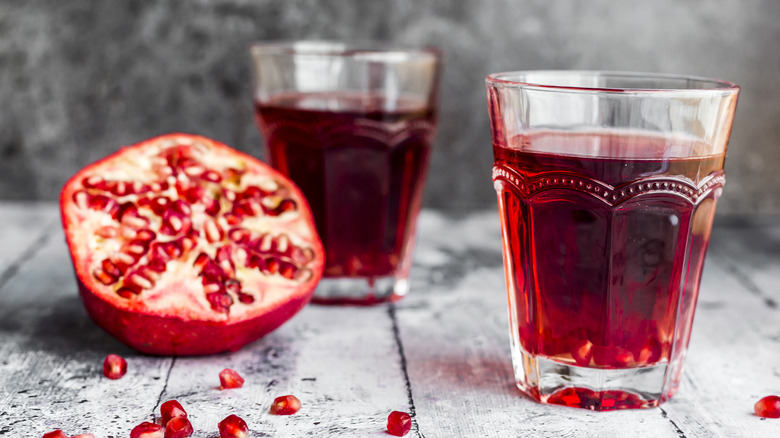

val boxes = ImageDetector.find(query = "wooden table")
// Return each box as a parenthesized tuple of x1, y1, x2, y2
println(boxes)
(2, 202, 779, 437)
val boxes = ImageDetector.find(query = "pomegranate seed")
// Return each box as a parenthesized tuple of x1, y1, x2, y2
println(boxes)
(204, 196, 221, 216)
(237, 291, 255, 304)
(635, 338, 663, 365)
(571, 339, 593, 366)
(183, 165, 206, 177)
(294, 268, 313, 283)
(219, 368, 245, 389)
(279, 262, 297, 280)
(171, 199, 193, 216)
(755, 395, 780, 418)
(120, 206, 150, 229)
(103, 354, 127, 379)
(274, 234, 290, 255)
(150, 197, 171, 215)
(218, 414, 249, 438)
(224, 279, 241, 294)
(126, 271, 155, 290)
(216, 247, 235, 276)
(72, 435, 96, 438)
(130, 422, 164, 438)
(164, 416, 193, 438)
(193, 252, 211, 273)
(117, 286, 141, 298)
(101, 259, 122, 278)
(241, 186, 267, 199)
(269, 395, 301, 415)
(135, 229, 157, 242)
(93, 268, 118, 285)
(42, 430, 68, 438)
(387, 411, 412, 437)
(82, 175, 103, 188)
(228, 228, 251, 244)
(224, 212, 242, 225)
(258, 234, 273, 253)
(593, 345, 635, 367)
(264, 257, 280, 275)
(96, 225, 119, 238)
(201, 170, 223, 183)
(204, 218, 224, 243)
(207, 292, 233, 313)
(269, 199, 296, 216)
(160, 400, 188, 425)
(291, 246, 315, 264)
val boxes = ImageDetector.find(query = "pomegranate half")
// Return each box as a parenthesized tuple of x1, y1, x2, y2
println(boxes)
(60, 134, 324, 355)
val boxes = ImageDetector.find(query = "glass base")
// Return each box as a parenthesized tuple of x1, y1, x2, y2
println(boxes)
(512, 349, 674, 410)
(311, 276, 409, 305)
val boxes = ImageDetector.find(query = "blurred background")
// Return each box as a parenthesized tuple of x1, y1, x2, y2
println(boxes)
(2, 0, 779, 215)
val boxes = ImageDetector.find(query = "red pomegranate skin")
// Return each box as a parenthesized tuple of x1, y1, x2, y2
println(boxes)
(60, 134, 324, 356)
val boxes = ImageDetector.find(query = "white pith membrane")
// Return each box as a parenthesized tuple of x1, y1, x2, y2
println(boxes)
(62, 135, 321, 323)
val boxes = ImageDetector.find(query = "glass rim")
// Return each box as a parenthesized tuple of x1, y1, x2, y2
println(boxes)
(485, 70, 740, 94)
(250, 40, 442, 62)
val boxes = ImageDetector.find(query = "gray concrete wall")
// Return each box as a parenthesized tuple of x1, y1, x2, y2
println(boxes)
(2, 0, 779, 215)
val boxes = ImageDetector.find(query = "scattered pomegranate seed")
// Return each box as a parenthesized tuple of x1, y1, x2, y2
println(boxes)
(42, 431, 68, 438)
(130, 421, 165, 438)
(269, 394, 301, 415)
(755, 395, 780, 418)
(164, 416, 194, 438)
(570, 339, 593, 366)
(219, 368, 245, 389)
(218, 414, 250, 438)
(387, 411, 413, 437)
(71, 435, 95, 438)
(103, 354, 128, 379)
(160, 399, 188, 425)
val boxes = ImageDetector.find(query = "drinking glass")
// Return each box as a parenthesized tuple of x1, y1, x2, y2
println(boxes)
(486, 71, 739, 409)
(251, 41, 441, 304)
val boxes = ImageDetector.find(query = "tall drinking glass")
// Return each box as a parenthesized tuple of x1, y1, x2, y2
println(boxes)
(486, 71, 739, 409)
(251, 42, 441, 304)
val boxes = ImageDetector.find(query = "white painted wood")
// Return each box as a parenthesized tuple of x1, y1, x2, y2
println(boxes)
(0, 204, 408, 437)
(398, 211, 780, 437)
(2, 204, 779, 437)
(0, 202, 59, 274)
(155, 304, 409, 437)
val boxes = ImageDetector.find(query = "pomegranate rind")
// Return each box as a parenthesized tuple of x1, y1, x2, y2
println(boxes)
(60, 133, 324, 355)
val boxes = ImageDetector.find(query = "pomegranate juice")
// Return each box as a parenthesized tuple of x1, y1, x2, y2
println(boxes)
(255, 92, 436, 286)
(492, 131, 725, 409)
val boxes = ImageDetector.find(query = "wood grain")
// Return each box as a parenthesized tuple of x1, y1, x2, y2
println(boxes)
(397, 212, 780, 438)
(1, 204, 779, 437)
(0, 203, 408, 437)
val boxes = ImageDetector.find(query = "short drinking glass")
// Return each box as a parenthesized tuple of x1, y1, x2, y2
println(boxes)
(251, 42, 441, 304)
(486, 71, 739, 409)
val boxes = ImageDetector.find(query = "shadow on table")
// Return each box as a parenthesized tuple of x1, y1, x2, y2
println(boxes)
(0, 293, 134, 356)
(408, 349, 523, 401)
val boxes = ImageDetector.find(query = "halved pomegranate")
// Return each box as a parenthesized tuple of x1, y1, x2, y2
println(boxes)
(60, 134, 324, 355)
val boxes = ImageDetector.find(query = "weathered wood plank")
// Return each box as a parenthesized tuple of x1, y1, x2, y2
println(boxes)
(154, 304, 410, 437)
(0, 225, 172, 436)
(397, 211, 780, 437)
(0, 202, 59, 274)
(3, 205, 780, 437)
(1, 206, 410, 437)
(657, 224, 780, 437)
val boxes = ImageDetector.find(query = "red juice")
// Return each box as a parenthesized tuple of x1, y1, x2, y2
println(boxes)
(255, 92, 436, 284)
(493, 130, 724, 408)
